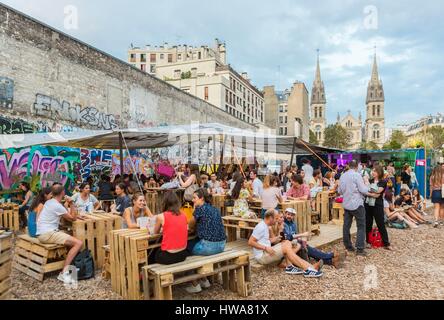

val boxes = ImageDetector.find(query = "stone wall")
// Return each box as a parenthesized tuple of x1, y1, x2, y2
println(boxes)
(0, 4, 254, 134)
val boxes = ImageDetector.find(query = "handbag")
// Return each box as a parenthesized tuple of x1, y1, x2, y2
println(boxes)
(184, 184, 199, 202)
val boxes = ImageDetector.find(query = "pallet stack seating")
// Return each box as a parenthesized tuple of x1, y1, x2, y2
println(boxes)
(0, 230, 13, 300)
(142, 250, 252, 300)
(331, 202, 345, 225)
(72, 212, 122, 268)
(0, 204, 20, 232)
(13, 234, 67, 281)
(222, 216, 261, 242)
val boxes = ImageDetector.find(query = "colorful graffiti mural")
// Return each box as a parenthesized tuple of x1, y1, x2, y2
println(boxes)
(0, 146, 80, 192)
(80, 148, 112, 180)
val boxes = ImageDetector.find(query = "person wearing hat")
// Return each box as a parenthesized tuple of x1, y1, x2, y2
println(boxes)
(283, 208, 344, 268)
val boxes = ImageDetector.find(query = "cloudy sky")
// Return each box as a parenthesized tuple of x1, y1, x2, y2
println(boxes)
(2, 0, 443, 128)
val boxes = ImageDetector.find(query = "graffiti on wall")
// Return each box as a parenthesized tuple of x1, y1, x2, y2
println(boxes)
(0, 146, 80, 191)
(33, 93, 118, 130)
(80, 148, 112, 180)
(0, 77, 14, 109)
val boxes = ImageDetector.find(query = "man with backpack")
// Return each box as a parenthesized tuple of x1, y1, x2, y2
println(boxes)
(36, 185, 84, 284)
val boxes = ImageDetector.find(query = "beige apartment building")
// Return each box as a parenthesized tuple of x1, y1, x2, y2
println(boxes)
(128, 40, 264, 125)
(263, 82, 310, 140)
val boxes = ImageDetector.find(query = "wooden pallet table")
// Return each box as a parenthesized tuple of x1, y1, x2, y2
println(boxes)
(13, 234, 67, 282)
(211, 194, 227, 216)
(109, 229, 196, 300)
(222, 215, 261, 242)
(72, 212, 122, 268)
(0, 231, 13, 300)
(145, 192, 159, 215)
(0, 204, 20, 232)
(142, 250, 252, 300)
(313, 191, 330, 224)
(331, 202, 344, 225)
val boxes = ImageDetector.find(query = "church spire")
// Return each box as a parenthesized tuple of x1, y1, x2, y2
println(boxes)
(311, 49, 326, 104)
(366, 47, 384, 104)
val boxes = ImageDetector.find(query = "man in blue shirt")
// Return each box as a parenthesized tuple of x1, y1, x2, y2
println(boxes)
(283, 208, 343, 268)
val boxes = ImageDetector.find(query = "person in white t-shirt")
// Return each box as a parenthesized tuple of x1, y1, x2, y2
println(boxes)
(301, 159, 314, 185)
(36, 185, 83, 284)
(248, 209, 323, 278)
(249, 170, 263, 198)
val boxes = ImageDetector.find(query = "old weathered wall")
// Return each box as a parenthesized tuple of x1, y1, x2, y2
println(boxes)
(0, 4, 254, 134)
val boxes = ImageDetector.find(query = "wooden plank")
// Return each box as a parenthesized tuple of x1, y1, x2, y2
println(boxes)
(0, 261, 12, 281)
(13, 261, 43, 282)
(0, 277, 11, 295)
(236, 266, 247, 297)
(15, 247, 46, 265)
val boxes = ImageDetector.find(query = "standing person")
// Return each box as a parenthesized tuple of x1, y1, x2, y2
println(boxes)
(122, 193, 153, 229)
(410, 169, 419, 191)
(36, 185, 83, 284)
(111, 183, 132, 215)
(401, 164, 412, 190)
(260, 175, 283, 218)
(71, 183, 101, 214)
(179, 164, 201, 202)
(98, 174, 114, 212)
(338, 160, 372, 256)
(301, 159, 314, 185)
(249, 170, 263, 198)
(429, 165, 444, 227)
(18, 182, 34, 228)
(364, 165, 392, 250)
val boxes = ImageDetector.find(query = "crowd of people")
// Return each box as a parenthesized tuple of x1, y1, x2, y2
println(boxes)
(7, 158, 443, 286)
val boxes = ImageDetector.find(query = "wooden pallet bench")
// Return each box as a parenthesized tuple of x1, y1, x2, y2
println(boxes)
(211, 194, 227, 216)
(13, 234, 67, 282)
(312, 191, 330, 224)
(0, 231, 13, 299)
(109, 229, 196, 300)
(142, 250, 252, 300)
(72, 212, 122, 268)
(330, 202, 344, 225)
(222, 215, 261, 242)
(0, 204, 20, 232)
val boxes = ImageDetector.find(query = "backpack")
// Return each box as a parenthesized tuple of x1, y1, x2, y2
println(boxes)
(368, 228, 384, 248)
(387, 221, 407, 229)
(71, 249, 95, 280)
(28, 211, 37, 237)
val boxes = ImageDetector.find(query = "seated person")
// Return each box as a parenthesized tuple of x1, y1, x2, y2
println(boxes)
(248, 209, 323, 278)
(187, 188, 226, 293)
(208, 174, 223, 194)
(144, 176, 159, 189)
(231, 177, 255, 219)
(282, 208, 343, 268)
(394, 189, 426, 224)
(411, 188, 426, 213)
(36, 185, 83, 284)
(286, 175, 310, 201)
(153, 191, 189, 264)
(111, 183, 132, 216)
(200, 174, 210, 189)
(18, 181, 34, 228)
(384, 191, 418, 229)
(260, 175, 283, 218)
(122, 193, 153, 229)
(70, 183, 101, 214)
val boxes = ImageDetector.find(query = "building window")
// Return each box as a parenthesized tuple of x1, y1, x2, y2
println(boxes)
(279, 116, 283, 124)
(285, 116, 287, 124)
(377, 105, 380, 116)
(372, 105, 375, 116)
(314, 107, 318, 118)
(319, 108, 322, 118)
(225, 89, 229, 103)
(279, 127, 283, 135)
(178, 53, 182, 60)
(174, 69, 181, 78)
(140, 64, 146, 71)
(150, 64, 155, 73)
(284, 127, 287, 135)
(150, 54, 156, 63)
(160, 54, 164, 59)
(198, 52, 201, 59)
(204, 87, 209, 100)
(140, 54, 146, 62)
(279, 106, 283, 112)
(168, 54, 173, 63)
(130, 53, 136, 62)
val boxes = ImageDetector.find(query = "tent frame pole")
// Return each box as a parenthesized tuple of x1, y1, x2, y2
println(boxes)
(119, 131, 124, 177)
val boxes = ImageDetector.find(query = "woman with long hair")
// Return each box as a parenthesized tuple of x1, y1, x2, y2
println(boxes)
(29, 187, 52, 217)
(179, 164, 201, 202)
(18, 181, 34, 228)
(122, 192, 153, 229)
(384, 191, 418, 229)
(429, 165, 444, 227)
(111, 183, 132, 215)
(153, 191, 189, 264)
(365, 165, 392, 250)
(232, 177, 253, 218)
(260, 175, 283, 218)
(71, 183, 100, 214)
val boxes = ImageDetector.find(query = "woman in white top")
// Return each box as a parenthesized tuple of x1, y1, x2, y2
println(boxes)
(260, 175, 283, 219)
(71, 183, 101, 214)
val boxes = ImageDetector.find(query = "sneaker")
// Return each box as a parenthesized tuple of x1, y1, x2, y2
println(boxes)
(303, 269, 323, 278)
(285, 266, 304, 275)
(440, 221, 444, 226)
(199, 279, 211, 289)
(57, 271, 73, 284)
(345, 246, 356, 253)
(356, 249, 368, 257)
(185, 283, 202, 294)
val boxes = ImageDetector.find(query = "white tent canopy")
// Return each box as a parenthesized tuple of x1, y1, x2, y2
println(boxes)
(0, 123, 339, 155)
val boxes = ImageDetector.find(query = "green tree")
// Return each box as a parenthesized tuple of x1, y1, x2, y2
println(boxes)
(366, 141, 380, 150)
(323, 124, 350, 149)
(382, 130, 407, 150)
(309, 129, 319, 145)
(428, 126, 444, 150)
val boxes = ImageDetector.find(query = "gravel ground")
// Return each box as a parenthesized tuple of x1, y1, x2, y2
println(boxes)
(8, 218, 444, 300)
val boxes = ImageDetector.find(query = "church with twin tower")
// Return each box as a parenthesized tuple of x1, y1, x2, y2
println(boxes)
(309, 50, 386, 150)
